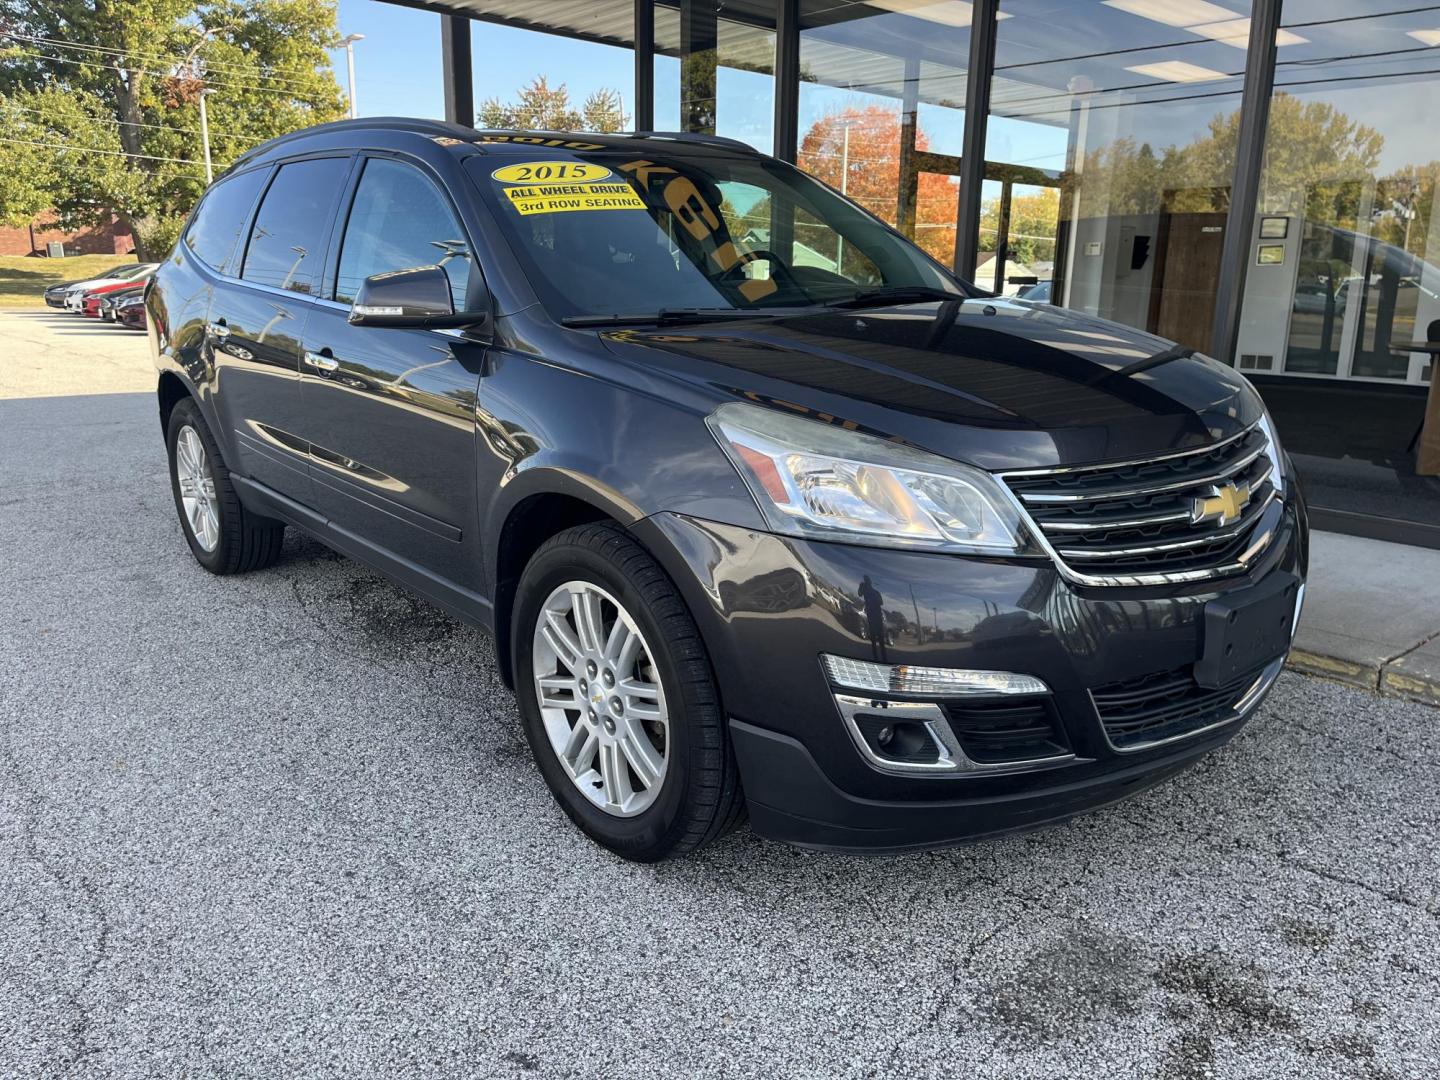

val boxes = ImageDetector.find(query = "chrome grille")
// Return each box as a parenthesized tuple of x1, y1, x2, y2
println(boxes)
(1000, 424, 1279, 586)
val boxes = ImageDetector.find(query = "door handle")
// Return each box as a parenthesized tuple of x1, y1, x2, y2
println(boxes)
(207, 320, 229, 340)
(303, 349, 340, 372)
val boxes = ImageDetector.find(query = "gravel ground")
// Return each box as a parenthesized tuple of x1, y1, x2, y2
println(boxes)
(2, 312, 1438, 1078)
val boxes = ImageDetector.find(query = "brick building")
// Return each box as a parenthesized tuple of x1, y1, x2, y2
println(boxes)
(0, 215, 135, 257)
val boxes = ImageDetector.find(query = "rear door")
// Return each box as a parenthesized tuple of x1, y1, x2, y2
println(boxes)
(212, 154, 353, 505)
(160, 165, 271, 430)
(299, 153, 486, 590)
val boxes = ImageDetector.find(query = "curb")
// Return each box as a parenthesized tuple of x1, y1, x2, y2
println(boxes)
(1285, 649, 1375, 690)
(1286, 648, 1440, 706)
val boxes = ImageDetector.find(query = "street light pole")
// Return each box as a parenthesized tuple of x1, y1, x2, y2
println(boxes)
(198, 88, 214, 184)
(340, 33, 365, 119)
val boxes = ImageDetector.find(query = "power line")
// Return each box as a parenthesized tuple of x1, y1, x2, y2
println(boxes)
(0, 31, 329, 91)
(0, 135, 205, 170)
(0, 103, 268, 145)
(2, 48, 337, 103)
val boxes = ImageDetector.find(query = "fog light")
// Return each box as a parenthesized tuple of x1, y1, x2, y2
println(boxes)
(821, 654, 1048, 697)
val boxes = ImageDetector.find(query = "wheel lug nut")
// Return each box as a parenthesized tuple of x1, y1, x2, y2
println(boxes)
(586, 660, 597, 678)
(603, 670, 615, 688)
(609, 697, 623, 716)
(578, 678, 587, 693)
(603, 717, 616, 734)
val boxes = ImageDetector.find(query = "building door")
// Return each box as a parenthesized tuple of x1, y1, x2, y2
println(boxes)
(1152, 212, 1227, 354)
(979, 169, 1062, 298)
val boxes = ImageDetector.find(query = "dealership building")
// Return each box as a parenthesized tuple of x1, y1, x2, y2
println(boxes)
(386, 0, 1440, 547)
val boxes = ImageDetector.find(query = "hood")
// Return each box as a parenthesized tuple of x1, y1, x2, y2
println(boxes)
(597, 298, 1262, 471)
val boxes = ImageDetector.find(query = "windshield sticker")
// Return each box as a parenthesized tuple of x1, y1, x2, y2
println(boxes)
(492, 161, 613, 184)
(501, 181, 647, 217)
(617, 159, 779, 302)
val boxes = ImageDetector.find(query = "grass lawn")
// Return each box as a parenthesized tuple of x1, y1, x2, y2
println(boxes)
(0, 253, 140, 308)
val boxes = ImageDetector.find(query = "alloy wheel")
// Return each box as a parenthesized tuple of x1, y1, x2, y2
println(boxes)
(531, 580, 670, 817)
(175, 425, 220, 552)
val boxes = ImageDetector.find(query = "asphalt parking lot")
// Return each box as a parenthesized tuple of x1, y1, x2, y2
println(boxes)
(2, 309, 1438, 1079)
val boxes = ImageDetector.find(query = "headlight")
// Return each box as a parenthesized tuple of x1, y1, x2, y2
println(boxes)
(708, 402, 1029, 554)
(1256, 409, 1286, 496)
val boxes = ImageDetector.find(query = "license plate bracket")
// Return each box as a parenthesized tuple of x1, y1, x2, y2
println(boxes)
(1194, 572, 1300, 689)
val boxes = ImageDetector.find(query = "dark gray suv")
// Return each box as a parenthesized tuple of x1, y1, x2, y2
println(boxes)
(149, 119, 1308, 861)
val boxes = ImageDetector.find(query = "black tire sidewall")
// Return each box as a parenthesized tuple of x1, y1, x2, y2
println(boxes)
(166, 399, 230, 573)
(513, 536, 705, 860)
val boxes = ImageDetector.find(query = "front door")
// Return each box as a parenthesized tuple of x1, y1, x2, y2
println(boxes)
(1152, 211, 1228, 354)
(300, 155, 486, 591)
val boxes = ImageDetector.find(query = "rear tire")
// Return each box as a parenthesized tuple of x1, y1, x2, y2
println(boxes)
(513, 523, 745, 861)
(166, 397, 284, 575)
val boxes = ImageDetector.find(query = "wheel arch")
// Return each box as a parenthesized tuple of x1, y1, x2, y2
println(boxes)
(156, 370, 193, 434)
(491, 490, 620, 689)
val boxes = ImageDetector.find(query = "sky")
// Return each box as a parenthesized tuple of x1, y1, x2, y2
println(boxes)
(331, 1, 633, 122)
(329, 0, 1066, 171)
(328, 0, 1440, 179)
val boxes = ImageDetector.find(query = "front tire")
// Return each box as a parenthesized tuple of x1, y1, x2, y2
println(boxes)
(166, 397, 284, 575)
(513, 523, 745, 861)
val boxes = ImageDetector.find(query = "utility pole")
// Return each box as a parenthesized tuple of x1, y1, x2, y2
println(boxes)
(341, 33, 365, 119)
(198, 88, 214, 184)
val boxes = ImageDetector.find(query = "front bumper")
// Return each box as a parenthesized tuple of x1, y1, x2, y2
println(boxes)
(633, 490, 1307, 853)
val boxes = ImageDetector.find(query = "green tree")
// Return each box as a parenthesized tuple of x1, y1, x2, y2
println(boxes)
(478, 76, 628, 133)
(0, 0, 348, 258)
(978, 187, 1060, 265)
(1069, 94, 1386, 221)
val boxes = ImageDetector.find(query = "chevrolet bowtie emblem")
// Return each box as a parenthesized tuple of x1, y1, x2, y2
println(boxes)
(1192, 480, 1251, 527)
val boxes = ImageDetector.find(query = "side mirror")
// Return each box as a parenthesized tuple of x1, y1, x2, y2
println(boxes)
(348, 265, 483, 329)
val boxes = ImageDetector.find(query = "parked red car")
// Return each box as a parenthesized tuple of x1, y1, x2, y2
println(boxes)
(80, 275, 151, 317)
(114, 292, 146, 330)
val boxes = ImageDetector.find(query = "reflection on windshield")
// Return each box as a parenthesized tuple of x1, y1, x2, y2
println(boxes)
(468, 148, 969, 319)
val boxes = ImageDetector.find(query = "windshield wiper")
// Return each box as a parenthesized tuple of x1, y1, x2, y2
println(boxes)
(826, 286, 967, 310)
(561, 308, 787, 328)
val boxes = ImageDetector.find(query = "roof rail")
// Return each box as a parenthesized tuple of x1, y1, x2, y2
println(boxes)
(627, 131, 760, 152)
(230, 116, 476, 168)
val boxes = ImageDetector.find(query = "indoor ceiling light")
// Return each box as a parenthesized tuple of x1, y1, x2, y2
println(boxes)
(1126, 59, 1230, 82)
(1407, 28, 1440, 47)
(1190, 17, 1308, 47)
(1103, 0, 1239, 28)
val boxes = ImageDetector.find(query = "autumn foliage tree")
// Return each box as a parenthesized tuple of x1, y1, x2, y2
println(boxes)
(797, 105, 961, 265)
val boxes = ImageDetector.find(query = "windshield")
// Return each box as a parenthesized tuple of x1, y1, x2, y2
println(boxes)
(466, 146, 971, 320)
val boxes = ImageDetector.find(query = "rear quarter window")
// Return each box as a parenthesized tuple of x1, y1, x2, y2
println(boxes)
(184, 168, 269, 275)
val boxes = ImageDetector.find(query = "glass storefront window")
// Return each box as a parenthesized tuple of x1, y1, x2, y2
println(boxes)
(1236, 1, 1440, 527)
(986, 0, 1259, 352)
(795, 0, 970, 266)
(463, 3, 636, 131)
(654, 1, 776, 151)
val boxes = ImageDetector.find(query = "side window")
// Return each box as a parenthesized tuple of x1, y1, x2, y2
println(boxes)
(240, 157, 350, 295)
(184, 168, 268, 275)
(335, 158, 472, 309)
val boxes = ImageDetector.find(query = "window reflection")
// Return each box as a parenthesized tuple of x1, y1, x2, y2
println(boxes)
(796, 0, 970, 266)
(987, 0, 1258, 350)
(654, 1, 776, 150)
(1236, 1, 1440, 525)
